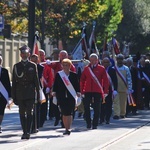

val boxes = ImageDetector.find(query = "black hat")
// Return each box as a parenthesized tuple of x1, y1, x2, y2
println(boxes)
(19, 45, 30, 53)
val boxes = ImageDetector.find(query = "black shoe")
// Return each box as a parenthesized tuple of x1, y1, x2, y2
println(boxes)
(26, 133, 30, 139)
(87, 124, 91, 129)
(113, 115, 119, 119)
(92, 126, 97, 129)
(21, 133, 27, 139)
(99, 120, 104, 124)
(78, 112, 82, 118)
(106, 121, 110, 124)
(0, 127, 2, 133)
(31, 129, 39, 134)
(63, 130, 71, 135)
(54, 119, 59, 126)
(120, 115, 125, 119)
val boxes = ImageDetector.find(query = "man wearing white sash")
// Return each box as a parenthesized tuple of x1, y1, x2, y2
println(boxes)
(80, 53, 109, 129)
(138, 57, 150, 110)
(53, 59, 80, 135)
(0, 56, 11, 133)
(113, 54, 132, 119)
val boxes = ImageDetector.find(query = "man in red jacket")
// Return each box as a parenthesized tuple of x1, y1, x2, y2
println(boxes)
(80, 53, 109, 129)
(39, 49, 54, 127)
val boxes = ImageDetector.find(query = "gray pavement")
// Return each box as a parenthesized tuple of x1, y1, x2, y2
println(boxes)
(0, 105, 150, 150)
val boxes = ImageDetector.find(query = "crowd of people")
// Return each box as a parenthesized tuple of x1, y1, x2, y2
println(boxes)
(0, 45, 150, 140)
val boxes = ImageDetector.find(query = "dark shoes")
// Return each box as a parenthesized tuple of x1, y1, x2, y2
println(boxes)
(87, 124, 91, 129)
(54, 119, 59, 126)
(92, 126, 97, 129)
(63, 130, 71, 135)
(120, 115, 125, 119)
(78, 112, 82, 118)
(0, 127, 2, 133)
(113, 115, 119, 119)
(21, 133, 30, 140)
(31, 129, 39, 134)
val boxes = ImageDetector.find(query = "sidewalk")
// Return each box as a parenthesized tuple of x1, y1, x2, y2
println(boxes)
(0, 106, 150, 150)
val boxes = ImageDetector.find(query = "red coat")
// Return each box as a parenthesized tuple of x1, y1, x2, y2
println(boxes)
(80, 64, 109, 98)
(42, 64, 54, 88)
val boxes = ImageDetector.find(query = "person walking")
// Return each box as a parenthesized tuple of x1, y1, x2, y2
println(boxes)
(53, 58, 80, 135)
(0, 55, 11, 133)
(80, 53, 109, 129)
(12, 45, 40, 139)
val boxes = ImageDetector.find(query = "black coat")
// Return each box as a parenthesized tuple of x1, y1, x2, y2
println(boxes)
(53, 71, 80, 100)
(0, 67, 11, 100)
(107, 66, 118, 91)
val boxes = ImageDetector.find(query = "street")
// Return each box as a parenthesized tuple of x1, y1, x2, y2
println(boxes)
(0, 105, 150, 150)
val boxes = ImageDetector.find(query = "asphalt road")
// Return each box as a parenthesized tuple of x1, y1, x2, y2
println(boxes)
(0, 105, 150, 150)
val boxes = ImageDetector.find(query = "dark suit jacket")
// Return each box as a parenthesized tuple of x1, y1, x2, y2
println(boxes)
(107, 66, 118, 91)
(0, 67, 11, 100)
(53, 71, 80, 100)
(11, 61, 40, 102)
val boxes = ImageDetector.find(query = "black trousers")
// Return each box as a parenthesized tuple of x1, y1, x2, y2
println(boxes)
(100, 93, 112, 122)
(18, 99, 34, 134)
(83, 92, 102, 127)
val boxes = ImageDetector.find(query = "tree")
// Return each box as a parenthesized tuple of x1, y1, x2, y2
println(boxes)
(117, 0, 150, 54)
(1, 0, 123, 52)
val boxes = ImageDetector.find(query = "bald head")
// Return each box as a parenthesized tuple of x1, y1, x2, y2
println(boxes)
(59, 50, 68, 61)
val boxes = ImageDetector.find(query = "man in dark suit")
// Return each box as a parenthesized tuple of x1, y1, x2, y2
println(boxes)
(30, 54, 44, 133)
(100, 57, 118, 124)
(0, 55, 11, 133)
(12, 45, 40, 140)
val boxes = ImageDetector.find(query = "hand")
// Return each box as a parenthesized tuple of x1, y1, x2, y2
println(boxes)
(77, 92, 81, 97)
(113, 90, 118, 98)
(81, 94, 85, 98)
(126, 89, 133, 94)
(53, 96, 57, 105)
(76, 96, 82, 107)
(46, 59, 51, 65)
(46, 87, 50, 94)
(104, 94, 108, 98)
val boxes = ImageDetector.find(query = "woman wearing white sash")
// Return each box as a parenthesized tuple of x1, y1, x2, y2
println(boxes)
(0, 56, 11, 133)
(53, 59, 80, 135)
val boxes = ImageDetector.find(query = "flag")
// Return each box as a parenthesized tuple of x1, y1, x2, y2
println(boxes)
(72, 36, 84, 73)
(32, 31, 41, 62)
(82, 34, 89, 59)
(89, 22, 99, 56)
(122, 42, 130, 58)
(112, 37, 120, 55)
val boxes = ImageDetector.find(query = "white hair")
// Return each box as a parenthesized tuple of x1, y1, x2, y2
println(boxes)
(39, 49, 45, 55)
(89, 53, 98, 59)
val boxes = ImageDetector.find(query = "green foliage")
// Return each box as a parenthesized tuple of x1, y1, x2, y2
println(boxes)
(1, 0, 123, 51)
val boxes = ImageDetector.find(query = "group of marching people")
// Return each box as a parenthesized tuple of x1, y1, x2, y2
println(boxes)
(0, 44, 150, 139)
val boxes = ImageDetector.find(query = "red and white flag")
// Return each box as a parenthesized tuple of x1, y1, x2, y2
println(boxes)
(32, 31, 41, 62)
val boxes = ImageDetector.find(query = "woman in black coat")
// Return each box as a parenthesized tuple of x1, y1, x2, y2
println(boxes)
(53, 58, 80, 135)
(0, 56, 11, 133)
